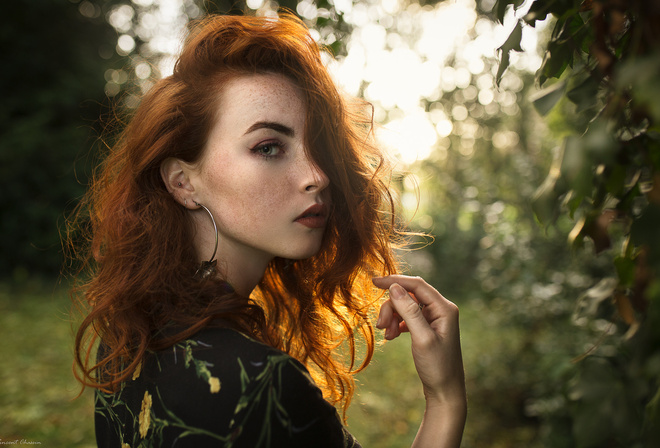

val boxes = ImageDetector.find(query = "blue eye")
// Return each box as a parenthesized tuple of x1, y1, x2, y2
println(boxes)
(252, 142, 283, 158)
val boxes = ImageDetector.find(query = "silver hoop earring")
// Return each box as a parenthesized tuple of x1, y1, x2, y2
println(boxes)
(193, 201, 218, 280)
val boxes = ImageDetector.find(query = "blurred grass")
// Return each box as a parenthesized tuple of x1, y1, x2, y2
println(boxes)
(349, 301, 500, 448)
(1, 282, 531, 447)
(350, 298, 552, 448)
(0, 283, 95, 447)
(0, 282, 432, 447)
(348, 336, 425, 447)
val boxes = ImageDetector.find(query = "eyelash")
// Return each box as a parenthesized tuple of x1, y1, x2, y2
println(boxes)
(251, 141, 284, 159)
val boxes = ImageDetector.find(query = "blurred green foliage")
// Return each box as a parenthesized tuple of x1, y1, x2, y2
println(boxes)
(0, 0, 119, 281)
(496, 0, 660, 445)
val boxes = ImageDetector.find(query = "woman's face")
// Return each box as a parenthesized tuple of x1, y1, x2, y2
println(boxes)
(190, 73, 331, 277)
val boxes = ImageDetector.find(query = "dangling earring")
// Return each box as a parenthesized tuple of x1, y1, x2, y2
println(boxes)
(193, 201, 218, 280)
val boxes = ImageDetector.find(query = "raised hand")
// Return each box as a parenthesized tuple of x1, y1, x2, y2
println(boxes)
(373, 275, 467, 448)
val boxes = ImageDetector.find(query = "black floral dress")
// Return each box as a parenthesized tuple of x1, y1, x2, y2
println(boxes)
(95, 327, 361, 448)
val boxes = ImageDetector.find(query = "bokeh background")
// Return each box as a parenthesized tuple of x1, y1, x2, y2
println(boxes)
(2, 0, 659, 446)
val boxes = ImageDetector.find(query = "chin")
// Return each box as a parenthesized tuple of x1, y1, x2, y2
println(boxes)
(285, 245, 323, 261)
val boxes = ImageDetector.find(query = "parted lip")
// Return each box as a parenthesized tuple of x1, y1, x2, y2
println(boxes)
(295, 203, 328, 221)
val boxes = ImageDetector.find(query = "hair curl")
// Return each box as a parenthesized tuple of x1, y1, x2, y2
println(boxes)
(69, 12, 400, 415)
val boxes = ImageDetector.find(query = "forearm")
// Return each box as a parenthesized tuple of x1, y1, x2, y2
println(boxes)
(412, 399, 467, 448)
(372, 276, 467, 448)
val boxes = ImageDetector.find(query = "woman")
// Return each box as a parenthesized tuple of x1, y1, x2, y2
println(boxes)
(70, 12, 466, 448)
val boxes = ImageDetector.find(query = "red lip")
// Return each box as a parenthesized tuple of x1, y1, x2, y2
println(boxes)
(295, 203, 328, 229)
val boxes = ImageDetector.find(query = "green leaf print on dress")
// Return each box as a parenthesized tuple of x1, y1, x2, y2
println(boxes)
(229, 353, 319, 445)
(95, 336, 332, 448)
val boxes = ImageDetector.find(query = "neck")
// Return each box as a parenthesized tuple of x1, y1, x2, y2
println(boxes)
(191, 209, 272, 297)
(214, 247, 271, 297)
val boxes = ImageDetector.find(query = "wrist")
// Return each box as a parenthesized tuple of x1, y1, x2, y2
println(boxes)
(424, 394, 467, 423)
(423, 384, 467, 410)
(413, 398, 467, 448)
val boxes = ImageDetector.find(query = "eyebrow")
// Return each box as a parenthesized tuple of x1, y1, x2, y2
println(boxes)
(244, 121, 295, 137)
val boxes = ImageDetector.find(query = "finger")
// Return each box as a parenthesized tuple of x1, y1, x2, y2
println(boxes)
(376, 300, 394, 329)
(378, 300, 404, 340)
(373, 275, 451, 309)
(387, 313, 411, 339)
(387, 283, 434, 338)
(386, 315, 401, 340)
(373, 275, 423, 308)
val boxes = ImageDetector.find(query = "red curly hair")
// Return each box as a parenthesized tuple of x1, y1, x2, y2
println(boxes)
(69, 12, 400, 414)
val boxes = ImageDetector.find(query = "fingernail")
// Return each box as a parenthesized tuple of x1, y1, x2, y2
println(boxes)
(389, 283, 406, 299)
(376, 315, 382, 328)
(384, 328, 391, 340)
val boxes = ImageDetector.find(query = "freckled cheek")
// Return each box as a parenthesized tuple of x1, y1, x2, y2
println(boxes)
(247, 183, 290, 222)
(218, 174, 291, 225)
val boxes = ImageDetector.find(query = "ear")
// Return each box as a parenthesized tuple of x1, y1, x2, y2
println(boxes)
(160, 158, 197, 209)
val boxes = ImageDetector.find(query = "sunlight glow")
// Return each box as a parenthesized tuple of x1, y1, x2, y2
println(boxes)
(327, 0, 546, 165)
(377, 109, 438, 164)
(247, 0, 265, 9)
(331, 0, 476, 164)
(104, 0, 545, 157)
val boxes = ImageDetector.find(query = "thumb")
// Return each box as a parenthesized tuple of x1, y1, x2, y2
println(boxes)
(388, 283, 429, 336)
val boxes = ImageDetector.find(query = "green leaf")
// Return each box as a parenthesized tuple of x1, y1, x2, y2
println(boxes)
(532, 177, 560, 225)
(184, 344, 193, 368)
(530, 80, 567, 116)
(614, 255, 636, 288)
(550, 15, 567, 40)
(538, 41, 571, 85)
(496, 51, 512, 87)
(499, 20, 524, 53)
(557, 13, 585, 45)
(604, 164, 627, 197)
(496, 0, 507, 23)
(582, 119, 617, 165)
(560, 136, 593, 197)
(566, 76, 600, 113)
(630, 203, 660, 270)
(523, 0, 550, 27)
(565, 191, 585, 218)
(496, 0, 522, 24)
(496, 20, 524, 85)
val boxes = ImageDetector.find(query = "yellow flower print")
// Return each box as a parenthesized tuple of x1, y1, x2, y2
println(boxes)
(209, 376, 221, 393)
(132, 361, 142, 380)
(138, 391, 152, 438)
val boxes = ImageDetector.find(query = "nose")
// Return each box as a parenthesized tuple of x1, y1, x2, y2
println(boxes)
(300, 152, 330, 193)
